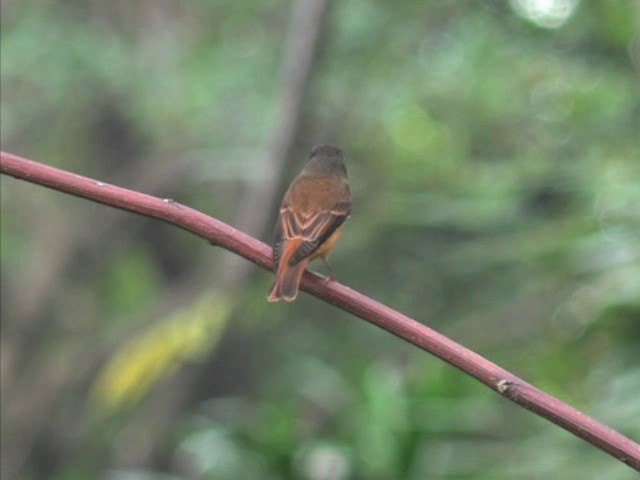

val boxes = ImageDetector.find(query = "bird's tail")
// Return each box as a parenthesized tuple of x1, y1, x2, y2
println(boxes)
(267, 241, 308, 302)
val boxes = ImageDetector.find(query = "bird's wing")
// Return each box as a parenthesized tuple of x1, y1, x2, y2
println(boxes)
(279, 199, 350, 266)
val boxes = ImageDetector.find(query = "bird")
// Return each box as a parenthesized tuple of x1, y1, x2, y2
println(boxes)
(267, 144, 352, 302)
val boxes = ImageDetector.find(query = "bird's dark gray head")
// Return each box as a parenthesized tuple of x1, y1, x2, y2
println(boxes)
(306, 144, 347, 177)
(310, 144, 344, 159)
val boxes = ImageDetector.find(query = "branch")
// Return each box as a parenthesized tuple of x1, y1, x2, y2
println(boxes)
(2, 151, 639, 471)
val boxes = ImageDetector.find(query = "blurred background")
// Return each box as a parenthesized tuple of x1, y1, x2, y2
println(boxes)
(1, 1, 639, 479)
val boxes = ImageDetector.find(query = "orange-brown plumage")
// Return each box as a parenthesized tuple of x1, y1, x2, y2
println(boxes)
(267, 145, 351, 302)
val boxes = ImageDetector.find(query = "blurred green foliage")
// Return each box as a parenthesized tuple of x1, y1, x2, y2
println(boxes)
(1, 1, 639, 479)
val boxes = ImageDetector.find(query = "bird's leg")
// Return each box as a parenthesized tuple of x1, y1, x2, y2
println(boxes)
(321, 258, 336, 285)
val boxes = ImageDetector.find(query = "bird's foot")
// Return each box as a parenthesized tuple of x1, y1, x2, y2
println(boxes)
(322, 274, 337, 287)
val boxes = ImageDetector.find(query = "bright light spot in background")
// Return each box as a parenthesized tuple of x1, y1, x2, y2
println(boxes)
(296, 444, 351, 480)
(510, 0, 579, 29)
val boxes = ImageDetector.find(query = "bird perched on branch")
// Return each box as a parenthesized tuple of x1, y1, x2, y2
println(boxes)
(267, 144, 352, 302)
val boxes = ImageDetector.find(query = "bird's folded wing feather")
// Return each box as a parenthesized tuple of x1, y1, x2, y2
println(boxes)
(274, 201, 351, 267)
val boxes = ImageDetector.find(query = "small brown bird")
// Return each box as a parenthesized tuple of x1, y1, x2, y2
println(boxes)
(267, 144, 352, 302)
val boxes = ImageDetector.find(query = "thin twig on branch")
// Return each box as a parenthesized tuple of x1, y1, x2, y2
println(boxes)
(2, 151, 639, 471)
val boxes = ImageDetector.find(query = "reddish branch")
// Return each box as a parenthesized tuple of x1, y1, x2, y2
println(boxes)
(2, 151, 639, 471)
